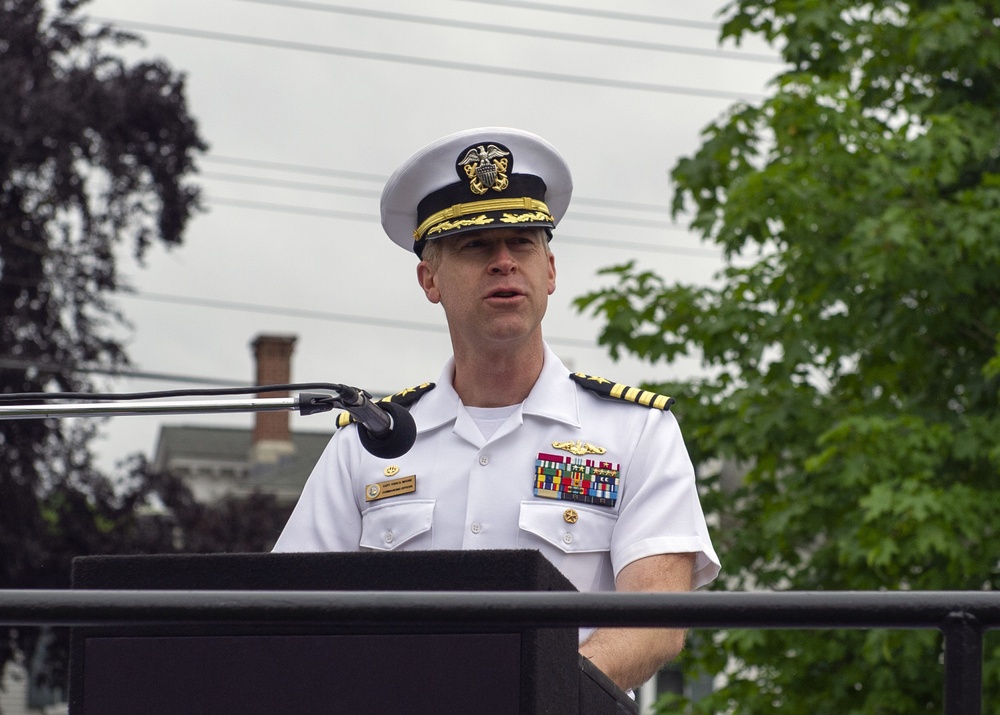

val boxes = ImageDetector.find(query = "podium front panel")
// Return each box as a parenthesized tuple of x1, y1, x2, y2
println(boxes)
(84, 633, 520, 715)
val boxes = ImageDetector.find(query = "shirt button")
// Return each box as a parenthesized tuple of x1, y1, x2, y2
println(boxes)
(563, 533, 573, 544)
(384, 531, 394, 544)
(479, 455, 489, 466)
(471, 522, 482, 534)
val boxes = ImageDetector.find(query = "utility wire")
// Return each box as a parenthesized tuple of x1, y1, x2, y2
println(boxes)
(0, 356, 392, 394)
(202, 155, 681, 216)
(89, 18, 765, 102)
(209, 196, 371, 223)
(206, 193, 684, 232)
(451, 0, 722, 31)
(204, 154, 386, 184)
(203, 195, 717, 254)
(119, 290, 604, 350)
(231, 0, 780, 64)
(201, 171, 381, 200)
(560, 233, 716, 258)
(0, 357, 245, 387)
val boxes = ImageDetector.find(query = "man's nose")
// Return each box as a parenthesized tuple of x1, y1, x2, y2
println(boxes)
(488, 242, 517, 273)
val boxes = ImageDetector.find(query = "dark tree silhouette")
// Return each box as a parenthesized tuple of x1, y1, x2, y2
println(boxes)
(0, 0, 214, 695)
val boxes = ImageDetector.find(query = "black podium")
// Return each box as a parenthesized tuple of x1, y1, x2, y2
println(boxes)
(69, 550, 637, 714)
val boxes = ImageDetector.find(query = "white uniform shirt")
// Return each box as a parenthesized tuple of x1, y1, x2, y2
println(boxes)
(273, 344, 721, 593)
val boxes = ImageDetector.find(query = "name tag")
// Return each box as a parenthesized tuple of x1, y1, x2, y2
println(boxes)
(365, 475, 416, 502)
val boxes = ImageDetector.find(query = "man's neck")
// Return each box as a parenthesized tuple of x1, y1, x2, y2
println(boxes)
(451, 337, 545, 407)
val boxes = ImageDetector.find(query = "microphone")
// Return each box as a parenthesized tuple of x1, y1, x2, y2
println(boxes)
(336, 388, 418, 459)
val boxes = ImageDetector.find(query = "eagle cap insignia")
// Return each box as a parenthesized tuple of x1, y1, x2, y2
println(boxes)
(552, 440, 607, 457)
(457, 142, 511, 195)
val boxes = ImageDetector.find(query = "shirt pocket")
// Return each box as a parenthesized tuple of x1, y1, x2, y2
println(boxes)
(360, 499, 435, 551)
(517, 501, 617, 553)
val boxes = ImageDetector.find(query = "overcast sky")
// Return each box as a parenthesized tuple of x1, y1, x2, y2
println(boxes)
(71, 0, 783, 472)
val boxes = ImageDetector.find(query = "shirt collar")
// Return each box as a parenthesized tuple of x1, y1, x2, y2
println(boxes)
(412, 342, 581, 432)
(523, 343, 581, 427)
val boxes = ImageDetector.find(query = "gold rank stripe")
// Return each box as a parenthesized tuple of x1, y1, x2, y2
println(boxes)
(414, 197, 552, 241)
(609, 382, 672, 410)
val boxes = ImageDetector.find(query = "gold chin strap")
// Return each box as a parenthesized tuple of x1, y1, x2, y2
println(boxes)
(413, 197, 552, 241)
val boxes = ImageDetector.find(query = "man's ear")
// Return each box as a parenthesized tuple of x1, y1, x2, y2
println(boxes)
(547, 251, 556, 296)
(416, 260, 441, 304)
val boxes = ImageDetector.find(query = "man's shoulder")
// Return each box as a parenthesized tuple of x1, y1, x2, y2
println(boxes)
(335, 382, 436, 429)
(568, 372, 675, 412)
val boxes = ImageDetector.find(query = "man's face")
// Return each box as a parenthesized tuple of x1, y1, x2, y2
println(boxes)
(416, 227, 556, 352)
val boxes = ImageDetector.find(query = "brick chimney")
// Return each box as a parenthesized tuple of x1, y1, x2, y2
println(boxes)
(249, 334, 298, 465)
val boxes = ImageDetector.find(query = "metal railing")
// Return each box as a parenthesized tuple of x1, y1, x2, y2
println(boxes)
(2, 589, 998, 714)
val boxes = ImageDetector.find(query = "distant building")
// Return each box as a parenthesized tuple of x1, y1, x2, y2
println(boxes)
(151, 334, 332, 505)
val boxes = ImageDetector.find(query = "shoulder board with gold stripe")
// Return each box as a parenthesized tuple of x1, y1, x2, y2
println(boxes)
(569, 373, 674, 411)
(335, 382, 436, 429)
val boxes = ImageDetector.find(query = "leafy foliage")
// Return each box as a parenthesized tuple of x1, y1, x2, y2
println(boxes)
(575, 1, 1000, 712)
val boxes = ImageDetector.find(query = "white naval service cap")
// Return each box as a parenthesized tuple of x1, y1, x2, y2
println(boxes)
(380, 127, 573, 257)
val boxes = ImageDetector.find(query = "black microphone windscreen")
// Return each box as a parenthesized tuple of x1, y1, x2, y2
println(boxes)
(357, 400, 417, 459)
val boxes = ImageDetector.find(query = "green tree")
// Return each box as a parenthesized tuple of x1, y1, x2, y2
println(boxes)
(0, 0, 210, 695)
(575, 1, 1000, 712)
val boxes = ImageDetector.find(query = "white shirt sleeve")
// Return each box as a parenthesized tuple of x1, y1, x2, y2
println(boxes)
(609, 408, 720, 588)
(272, 428, 363, 553)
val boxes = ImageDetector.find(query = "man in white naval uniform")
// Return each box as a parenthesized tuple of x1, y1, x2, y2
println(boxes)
(274, 127, 720, 692)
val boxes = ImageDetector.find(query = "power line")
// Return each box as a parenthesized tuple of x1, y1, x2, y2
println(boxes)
(0, 357, 244, 387)
(571, 196, 673, 215)
(201, 171, 381, 200)
(567, 210, 678, 230)
(560, 233, 716, 258)
(451, 0, 722, 31)
(119, 290, 602, 350)
(207, 192, 684, 232)
(90, 18, 764, 102)
(204, 195, 716, 253)
(202, 154, 680, 216)
(209, 196, 371, 223)
(232, 0, 780, 64)
(0, 356, 386, 394)
(204, 154, 386, 183)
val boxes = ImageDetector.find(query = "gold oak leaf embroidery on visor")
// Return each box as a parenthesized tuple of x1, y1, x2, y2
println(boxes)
(425, 215, 494, 237)
(500, 211, 553, 224)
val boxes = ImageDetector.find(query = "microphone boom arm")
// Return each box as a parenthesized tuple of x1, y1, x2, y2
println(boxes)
(0, 386, 417, 458)
(0, 394, 337, 421)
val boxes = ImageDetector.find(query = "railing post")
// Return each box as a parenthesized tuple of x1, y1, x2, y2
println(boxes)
(942, 611, 983, 715)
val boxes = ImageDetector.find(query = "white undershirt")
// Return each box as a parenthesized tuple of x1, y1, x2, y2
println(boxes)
(465, 404, 519, 441)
